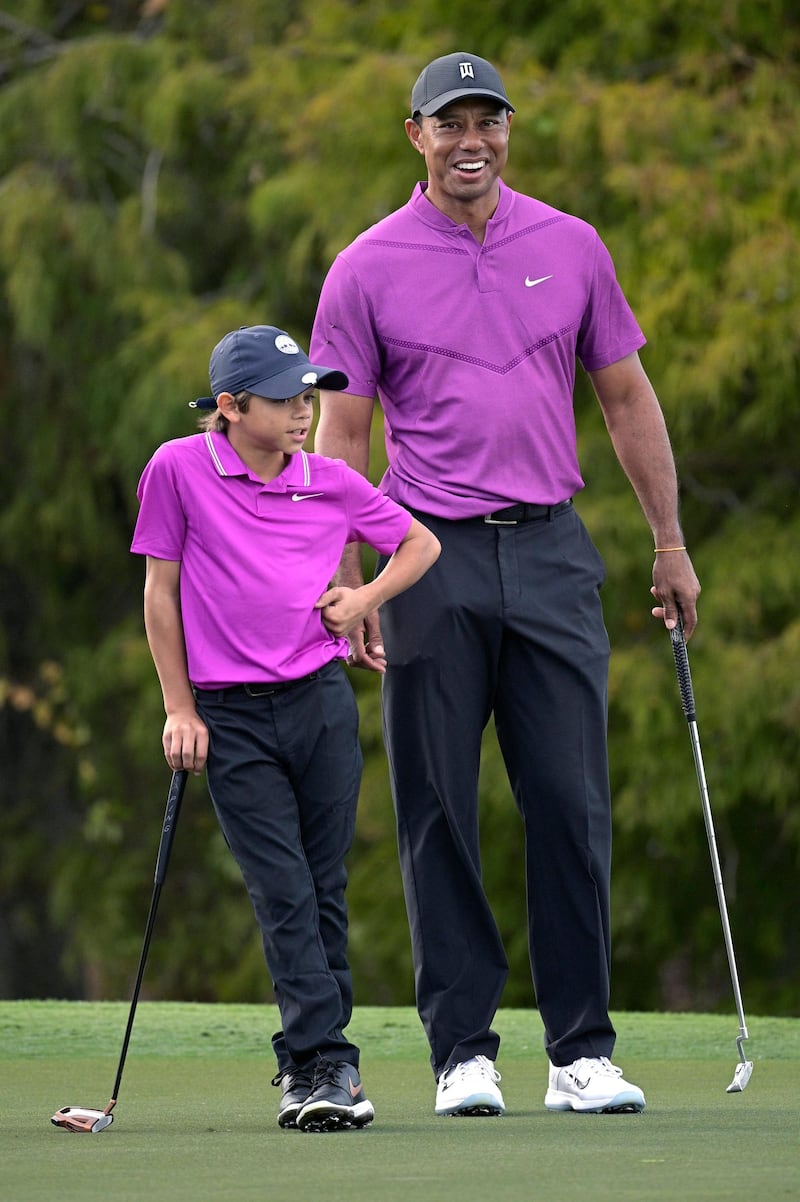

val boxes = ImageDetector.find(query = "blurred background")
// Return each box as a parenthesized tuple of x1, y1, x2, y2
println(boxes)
(1, 1, 797, 1019)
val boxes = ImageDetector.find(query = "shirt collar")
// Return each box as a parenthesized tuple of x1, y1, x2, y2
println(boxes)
(203, 432, 311, 489)
(410, 179, 512, 235)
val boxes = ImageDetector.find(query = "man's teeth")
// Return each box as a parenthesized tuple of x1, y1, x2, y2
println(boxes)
(457, 161, 486, 171)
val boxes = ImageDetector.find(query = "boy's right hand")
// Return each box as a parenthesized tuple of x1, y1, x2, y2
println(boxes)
(162, 708, 209, 774)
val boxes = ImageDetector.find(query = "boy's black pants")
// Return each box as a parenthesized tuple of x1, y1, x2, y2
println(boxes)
(194, 660, 362, 1071)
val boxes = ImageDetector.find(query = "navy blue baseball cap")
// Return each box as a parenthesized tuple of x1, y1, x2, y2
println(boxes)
(411, 52, 515, 118)
(191, 325, 348, 409)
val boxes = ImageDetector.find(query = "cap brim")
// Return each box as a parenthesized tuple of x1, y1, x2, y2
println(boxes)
(247, 364, 349, 400)
(189, 366, 349, 409)
(417, 88, 515, 116)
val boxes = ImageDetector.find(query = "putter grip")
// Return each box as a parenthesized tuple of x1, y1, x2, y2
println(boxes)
(154, 770, 187, 884)
(669, 613, 697, 722)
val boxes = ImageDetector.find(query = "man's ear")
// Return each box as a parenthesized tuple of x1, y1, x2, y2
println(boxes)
(404, 116, 425, 155)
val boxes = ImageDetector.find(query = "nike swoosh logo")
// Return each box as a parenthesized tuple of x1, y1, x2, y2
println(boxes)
(291, 492, 324, 501)
(524, 274, 553, 288)
(348, 1077, 361, 1098)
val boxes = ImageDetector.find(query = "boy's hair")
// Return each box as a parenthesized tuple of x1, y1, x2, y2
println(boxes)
(199, 390, 252, 432)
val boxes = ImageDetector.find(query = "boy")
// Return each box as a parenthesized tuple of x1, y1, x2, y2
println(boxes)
(131, 325, 440, 1132)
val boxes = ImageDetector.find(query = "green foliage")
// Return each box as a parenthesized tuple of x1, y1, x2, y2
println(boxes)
(0, 1, 797, 1020)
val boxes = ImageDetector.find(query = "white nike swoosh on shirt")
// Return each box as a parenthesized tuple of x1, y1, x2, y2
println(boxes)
(524, 274, 553, 288)
(291, 492, 324, 501)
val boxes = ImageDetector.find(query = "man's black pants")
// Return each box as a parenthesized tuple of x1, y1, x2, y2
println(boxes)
(379, 503, 617, 1078)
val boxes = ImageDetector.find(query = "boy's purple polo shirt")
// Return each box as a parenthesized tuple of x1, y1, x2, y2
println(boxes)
(311, 181, 646, 518)
(131, 434, 411, 688)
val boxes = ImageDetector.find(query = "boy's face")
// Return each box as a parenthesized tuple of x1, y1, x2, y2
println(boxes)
(220, 388, 314, 461)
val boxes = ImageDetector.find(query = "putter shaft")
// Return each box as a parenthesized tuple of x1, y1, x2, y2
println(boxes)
(684, 714, 749, 1048)
(51, 770, 188, 1132)
(110, 769, 188, 1103)
(669, 618, 752, 1090)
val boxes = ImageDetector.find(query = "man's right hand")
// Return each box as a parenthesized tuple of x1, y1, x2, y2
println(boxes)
(346, 610, 388, 673)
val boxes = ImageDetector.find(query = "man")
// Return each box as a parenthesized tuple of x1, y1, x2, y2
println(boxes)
(311, 52, 700, 1117)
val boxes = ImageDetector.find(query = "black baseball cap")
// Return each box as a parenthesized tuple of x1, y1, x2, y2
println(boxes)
(191, 325, 348, 409)
(411, 52, 515, 118)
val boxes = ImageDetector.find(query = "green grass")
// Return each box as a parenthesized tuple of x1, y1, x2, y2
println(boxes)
(2, 1003, 799, 1202)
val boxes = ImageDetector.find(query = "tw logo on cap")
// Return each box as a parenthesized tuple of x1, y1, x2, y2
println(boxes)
(459, 62, 475, 80)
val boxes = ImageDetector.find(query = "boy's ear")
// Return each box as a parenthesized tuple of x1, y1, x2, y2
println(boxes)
(216, 391, 239, 421)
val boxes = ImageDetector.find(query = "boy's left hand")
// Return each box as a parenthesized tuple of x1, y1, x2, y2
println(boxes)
(315, 585, 368, 639)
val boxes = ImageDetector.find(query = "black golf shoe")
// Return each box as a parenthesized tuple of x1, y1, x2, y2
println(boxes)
(272, 1065, 314, 1129)
(296, 1059, 375, 1132)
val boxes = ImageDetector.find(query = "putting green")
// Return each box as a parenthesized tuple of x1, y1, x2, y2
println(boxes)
(2, 1004, 798, 1202)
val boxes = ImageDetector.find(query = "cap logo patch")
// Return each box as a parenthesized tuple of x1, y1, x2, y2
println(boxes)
(275, 334, 300, 355)
(459, 62, 475, 80)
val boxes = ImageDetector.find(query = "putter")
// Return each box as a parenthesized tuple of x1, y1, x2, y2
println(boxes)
(668, 614, 753, 1093)
(51, 769, 188, 1132)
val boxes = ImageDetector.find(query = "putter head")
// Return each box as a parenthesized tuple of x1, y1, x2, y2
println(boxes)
(726, 1061, 753, 1093)
(51, 1106, 114, 1133)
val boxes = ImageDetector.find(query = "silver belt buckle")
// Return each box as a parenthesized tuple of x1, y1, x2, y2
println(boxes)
(483, 512, 518, 525)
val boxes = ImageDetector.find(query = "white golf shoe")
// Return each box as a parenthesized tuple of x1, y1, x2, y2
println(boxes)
(545, 1056, 645, 1113)
(435, 1055, 505, 1116)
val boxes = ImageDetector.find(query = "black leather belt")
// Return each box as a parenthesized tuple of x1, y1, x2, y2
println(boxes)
(193, 671, 320, 702)
(481, 498, 573, 526)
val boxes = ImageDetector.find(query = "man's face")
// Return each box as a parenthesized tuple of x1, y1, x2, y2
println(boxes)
(405, 98, 512, 212)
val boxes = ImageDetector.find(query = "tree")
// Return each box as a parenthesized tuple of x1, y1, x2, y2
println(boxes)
(1, 1, 797, 1016)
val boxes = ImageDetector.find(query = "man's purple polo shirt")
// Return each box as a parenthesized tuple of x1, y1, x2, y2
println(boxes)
(131, 433, 411, 688)
(311, 180, 646, 518)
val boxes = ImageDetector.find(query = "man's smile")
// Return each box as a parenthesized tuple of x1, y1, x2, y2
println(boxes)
(454, 159, 488, 173)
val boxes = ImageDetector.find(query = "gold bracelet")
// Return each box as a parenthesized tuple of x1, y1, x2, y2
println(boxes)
(654, 545, 686, 553)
